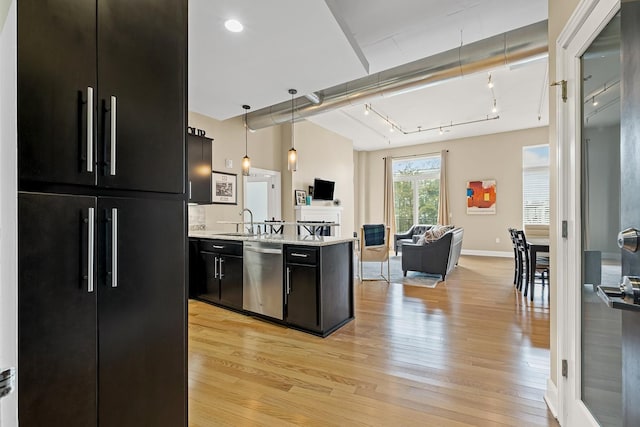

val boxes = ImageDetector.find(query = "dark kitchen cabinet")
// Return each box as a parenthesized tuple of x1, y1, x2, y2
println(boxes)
(17, 0, 187, 425)
(187, 134, 213, 203)
(18, 193, 186, 427)
(97, 197, 186, 427)
(18, 193, 98, 427)
(285, 243, 354, 337)
(198, 240, 243, 311)
(18, 0, 186, 193)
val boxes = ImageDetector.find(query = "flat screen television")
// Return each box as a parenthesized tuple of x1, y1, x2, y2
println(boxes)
(312, 178, 335, 200)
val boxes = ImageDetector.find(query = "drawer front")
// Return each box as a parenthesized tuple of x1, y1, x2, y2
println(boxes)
(199, 239, 243, 256)
(285, 246, 318, 265)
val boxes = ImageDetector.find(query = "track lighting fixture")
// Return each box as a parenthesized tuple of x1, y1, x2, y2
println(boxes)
(287, 89, 298, 172)
(492, 99, 498, 113)
(488, 73, 494, 89)
(592, 96, 598, 106)
(241, 105, 251, 176)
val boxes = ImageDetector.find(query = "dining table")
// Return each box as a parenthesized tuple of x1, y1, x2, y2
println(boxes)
(527, 237, 550, 300)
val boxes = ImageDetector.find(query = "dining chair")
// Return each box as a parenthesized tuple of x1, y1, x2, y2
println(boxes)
(508, 228, 522, 289)
(515, 230, 549, 300)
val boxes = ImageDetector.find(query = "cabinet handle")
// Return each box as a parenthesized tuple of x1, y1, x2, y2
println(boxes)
(286, 267, 291, 295)
(291, 253, 308, 258)
(189, 181, 192, 199)
(213, 245, 224, 249)
(87, 207, 95, 293)
(111, 208, 118, 288)
(86, 87, 94, 173)
(214, 256, 218, 279)
(110, 96, 117, 176)
(219, 258, 224, 279)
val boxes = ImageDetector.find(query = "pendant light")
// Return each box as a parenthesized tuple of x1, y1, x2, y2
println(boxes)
(287, 89, 298, 172)
(241, 104, 251, 176)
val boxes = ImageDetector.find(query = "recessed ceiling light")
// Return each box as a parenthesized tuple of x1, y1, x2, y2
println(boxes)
(224, 19, 243, 33)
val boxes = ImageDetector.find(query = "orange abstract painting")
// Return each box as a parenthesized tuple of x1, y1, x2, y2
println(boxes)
(466, 180, 497, 214)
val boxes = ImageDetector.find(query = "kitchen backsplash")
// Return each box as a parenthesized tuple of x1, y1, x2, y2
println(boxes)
(188, 205, 206, 231)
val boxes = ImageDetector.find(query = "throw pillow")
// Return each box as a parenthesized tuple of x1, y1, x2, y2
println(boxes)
(420, 224, 455, 243)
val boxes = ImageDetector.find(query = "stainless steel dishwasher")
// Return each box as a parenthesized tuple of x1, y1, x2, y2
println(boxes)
(243, 241, 283, 320)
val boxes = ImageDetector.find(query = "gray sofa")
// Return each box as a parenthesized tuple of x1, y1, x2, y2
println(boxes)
(393, 224, 433, 255)
(401, 227, 464, 280)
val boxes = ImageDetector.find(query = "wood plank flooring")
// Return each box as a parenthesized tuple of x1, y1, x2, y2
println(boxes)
(188, 255, 558, 426)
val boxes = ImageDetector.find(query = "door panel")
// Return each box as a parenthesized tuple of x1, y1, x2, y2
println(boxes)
(219, 255, 243, 310)
(97, 0, 185, 193)
(18, 193, 97, 427)
(287, 264, 319, 331)
(200, 252, 221, 303)
(187, 135, 212, 203)
(97, 197, 186, 427)
(18, 0, 97, 186)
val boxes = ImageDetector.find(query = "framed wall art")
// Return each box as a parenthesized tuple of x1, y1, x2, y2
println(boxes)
(466, 179, 497, 214)
(212, 171, 237, 205)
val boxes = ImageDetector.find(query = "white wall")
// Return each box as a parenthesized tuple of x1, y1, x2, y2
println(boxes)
(289, 121, 354, 238)
(0, 0, 18, 424)
(357, 126, 549, 254)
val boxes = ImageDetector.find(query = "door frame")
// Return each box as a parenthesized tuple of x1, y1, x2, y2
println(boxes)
(243, 167, 281, 222)
(555, 0, 620, 425)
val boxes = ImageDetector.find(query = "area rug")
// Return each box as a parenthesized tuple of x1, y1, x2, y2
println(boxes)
(357, 255, 443, 288)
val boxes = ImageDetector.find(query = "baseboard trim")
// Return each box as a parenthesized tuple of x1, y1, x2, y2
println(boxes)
(460, 249, 512, 258)
(544, 378, 559, 420)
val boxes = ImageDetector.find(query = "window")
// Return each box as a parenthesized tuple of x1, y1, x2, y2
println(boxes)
(393, 155, 440, 232)
(522, 145, 550, 225)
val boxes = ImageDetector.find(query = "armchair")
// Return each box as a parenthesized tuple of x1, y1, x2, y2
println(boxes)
(401, 228, 464, 280)
(359, 225, 391, 283)
(393, 224, 433, 255)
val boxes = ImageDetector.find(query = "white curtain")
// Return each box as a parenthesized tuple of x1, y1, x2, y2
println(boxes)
(437, 150, 450, 225)
(383, 156, 396, 238)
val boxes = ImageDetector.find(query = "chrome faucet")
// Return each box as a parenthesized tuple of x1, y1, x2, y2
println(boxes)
(241, 208, 254, 234)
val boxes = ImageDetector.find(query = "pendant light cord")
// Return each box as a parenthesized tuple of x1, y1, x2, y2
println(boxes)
(289, 89, 297, 148)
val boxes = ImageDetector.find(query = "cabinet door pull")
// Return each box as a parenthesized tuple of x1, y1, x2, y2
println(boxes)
(213, 245, 224, 249)
(87, 207, 95, 293)
(291, 253, 308, 258)
(286, 267, 291, 295)
(86, 87, 94, 173)
(188, 181, 192, 199)
(219, 258, 224, 279)
(110, 96, 117, 176)
(111, 208, 118, 287)
(214, 256, 218, 279)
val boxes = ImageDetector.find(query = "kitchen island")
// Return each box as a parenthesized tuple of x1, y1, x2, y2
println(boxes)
(188, 231, 354, 337)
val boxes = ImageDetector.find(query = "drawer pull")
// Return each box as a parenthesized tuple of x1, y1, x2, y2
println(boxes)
(213, 245, 224, 249)
(291, 253, 308, 258)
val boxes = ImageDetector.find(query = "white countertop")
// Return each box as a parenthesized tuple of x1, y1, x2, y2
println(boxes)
(188, 230, 354, 247)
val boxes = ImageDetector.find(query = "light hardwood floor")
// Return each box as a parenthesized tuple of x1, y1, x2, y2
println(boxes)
(188, 255, 558, 426)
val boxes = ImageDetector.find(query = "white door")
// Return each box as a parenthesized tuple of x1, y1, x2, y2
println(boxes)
(557, 0, 622, 425)
(243, 168, 281, 224)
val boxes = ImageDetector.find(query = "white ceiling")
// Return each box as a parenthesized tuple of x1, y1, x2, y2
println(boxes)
(188, 0, 549, 151)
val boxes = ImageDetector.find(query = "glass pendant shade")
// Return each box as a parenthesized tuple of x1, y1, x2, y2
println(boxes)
(242, 155, 251, 176)
(287, 147, 297, 171)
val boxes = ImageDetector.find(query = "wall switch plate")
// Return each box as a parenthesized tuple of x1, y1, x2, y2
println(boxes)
(495, 237, 500, 243)
(225, 159, 233, 168)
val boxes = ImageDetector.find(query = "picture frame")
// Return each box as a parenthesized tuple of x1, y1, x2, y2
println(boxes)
(212, 171, 237, 205)
(295, 189, 307, 206)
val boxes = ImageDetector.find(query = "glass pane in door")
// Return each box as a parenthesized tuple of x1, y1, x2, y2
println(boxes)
(580, 12, 622, 427)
